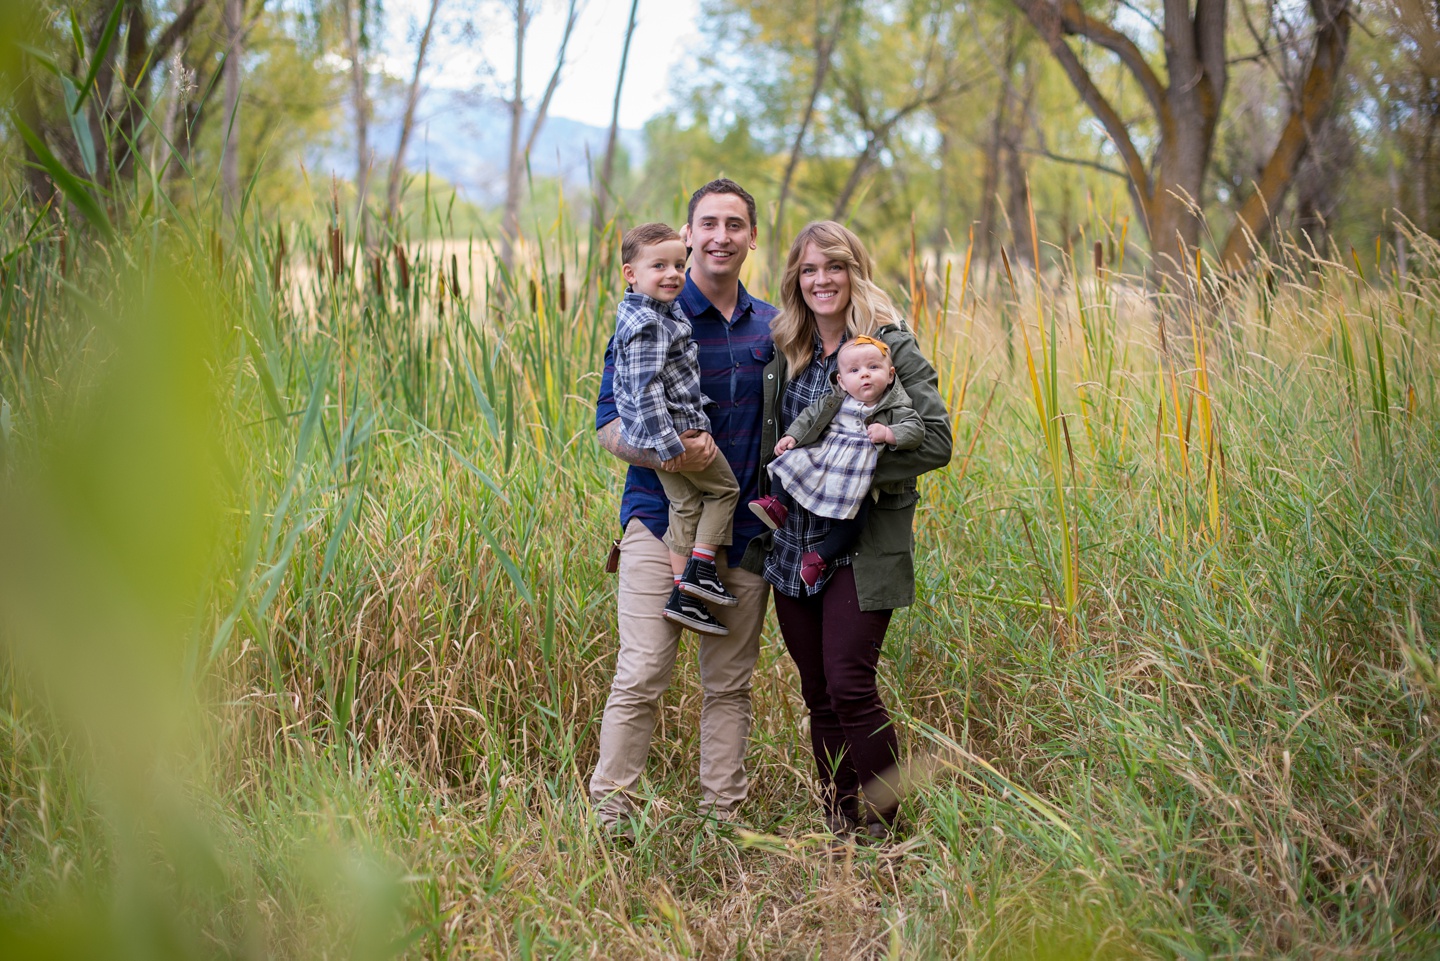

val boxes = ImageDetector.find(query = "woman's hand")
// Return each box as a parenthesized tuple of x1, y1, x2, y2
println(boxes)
(867, 423, 896, 446)
(774, 436, 797, 456)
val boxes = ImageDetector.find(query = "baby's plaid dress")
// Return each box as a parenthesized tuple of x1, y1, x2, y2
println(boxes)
(767, 394, 877, 520)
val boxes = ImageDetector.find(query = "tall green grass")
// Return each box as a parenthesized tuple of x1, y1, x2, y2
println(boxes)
(2, 170, 1439, 958)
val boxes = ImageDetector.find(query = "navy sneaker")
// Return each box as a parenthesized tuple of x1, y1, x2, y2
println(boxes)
(678, 557, 739, 607)
(662, 586, 730, 635)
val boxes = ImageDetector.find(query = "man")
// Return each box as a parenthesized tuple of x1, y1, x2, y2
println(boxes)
(590, 178, 777, 833)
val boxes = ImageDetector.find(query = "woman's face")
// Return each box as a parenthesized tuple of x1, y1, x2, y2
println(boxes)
(797, 242, 851, 325)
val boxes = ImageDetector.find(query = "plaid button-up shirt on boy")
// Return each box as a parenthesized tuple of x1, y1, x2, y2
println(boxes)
(612, 291, 711, 463)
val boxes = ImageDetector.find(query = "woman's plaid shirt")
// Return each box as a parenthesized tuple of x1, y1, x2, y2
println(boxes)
(764, 338, 850, 599)
(612, 291, 711, 462)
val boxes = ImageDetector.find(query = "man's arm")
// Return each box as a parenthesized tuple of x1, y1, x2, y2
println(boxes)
(597, 419, 720, 472)
(597, 417, 662, 468)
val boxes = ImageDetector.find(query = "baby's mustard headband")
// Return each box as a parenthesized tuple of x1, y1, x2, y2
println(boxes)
(845, 334, 890, 356)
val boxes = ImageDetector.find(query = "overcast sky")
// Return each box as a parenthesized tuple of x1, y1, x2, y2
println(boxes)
(381, 0, 703, 130)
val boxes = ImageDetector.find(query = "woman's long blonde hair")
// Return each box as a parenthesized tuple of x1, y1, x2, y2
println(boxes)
(771, 221, 904, 376)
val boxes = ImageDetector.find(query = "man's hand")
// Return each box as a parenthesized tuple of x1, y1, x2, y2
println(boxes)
(867, 423, 896, 446)
(774, 436, 797, 456)
(667, 429, 719, 472)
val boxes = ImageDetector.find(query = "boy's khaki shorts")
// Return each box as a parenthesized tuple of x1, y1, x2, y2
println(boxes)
(655, 455, 739, 554)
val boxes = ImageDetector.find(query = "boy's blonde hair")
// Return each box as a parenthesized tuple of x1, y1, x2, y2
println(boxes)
(621, 222, 682, 266)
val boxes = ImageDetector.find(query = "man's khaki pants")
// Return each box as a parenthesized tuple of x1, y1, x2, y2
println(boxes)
(589, 518, 769, 822)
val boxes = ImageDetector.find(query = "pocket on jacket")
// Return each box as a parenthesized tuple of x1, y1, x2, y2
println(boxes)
(862, 503, 916, 554)
(872, 488, 918, 511)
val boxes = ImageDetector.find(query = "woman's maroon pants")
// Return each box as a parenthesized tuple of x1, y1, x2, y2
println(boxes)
(772, 564, 899, 825)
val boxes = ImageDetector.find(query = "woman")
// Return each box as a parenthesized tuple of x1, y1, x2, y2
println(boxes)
(740, 221, 952, 839)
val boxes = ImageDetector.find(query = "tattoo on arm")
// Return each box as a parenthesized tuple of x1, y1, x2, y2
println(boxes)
(597, 419, 662, 469)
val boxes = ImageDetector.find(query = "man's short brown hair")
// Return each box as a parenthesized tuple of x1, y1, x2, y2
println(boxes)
(687, 178, 757, 229)
(621, 222, 682, 266)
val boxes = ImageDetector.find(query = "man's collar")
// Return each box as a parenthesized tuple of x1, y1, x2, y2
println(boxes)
(681, 271, 751, 322)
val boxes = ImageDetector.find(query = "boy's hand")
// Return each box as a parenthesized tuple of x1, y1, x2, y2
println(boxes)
(867, 423, 896, 446)
(660, 453, 685, 472)
(774, 436, 797, 456)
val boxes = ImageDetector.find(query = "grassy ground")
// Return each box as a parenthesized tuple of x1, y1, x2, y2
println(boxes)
(1, 199, 1438, 958)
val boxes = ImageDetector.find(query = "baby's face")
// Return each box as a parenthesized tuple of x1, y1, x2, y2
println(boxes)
(623, 239, 689, 303)
(835, 343, 894, 404)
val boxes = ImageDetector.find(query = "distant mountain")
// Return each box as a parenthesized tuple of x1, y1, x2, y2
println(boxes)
(310, 85, 646, 206)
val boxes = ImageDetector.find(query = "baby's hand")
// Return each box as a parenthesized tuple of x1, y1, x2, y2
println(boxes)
(867, 423, 896, 446)
(774, 436, 797, 456)
(660, 453, 685, 472)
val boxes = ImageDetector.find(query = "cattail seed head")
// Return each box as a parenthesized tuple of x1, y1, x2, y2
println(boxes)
(394, 244, 410, 292)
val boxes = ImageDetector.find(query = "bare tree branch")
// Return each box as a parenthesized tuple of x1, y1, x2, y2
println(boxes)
(595, 0, 639, 226)
(773, 0, 850, 272)
(1011, 0, 1153, 208)
(1220, 0, 1352, 267)
(1020, 144, 1127, 178)
(523, 0, 581, 158)
(387, 0, 444, 222)
(1056, 0, 1168, 121)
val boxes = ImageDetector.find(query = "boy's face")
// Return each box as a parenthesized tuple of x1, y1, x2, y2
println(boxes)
(835, 343, 894, 405)
(682, 194, 756, 285)
(623, 238, 689, 303)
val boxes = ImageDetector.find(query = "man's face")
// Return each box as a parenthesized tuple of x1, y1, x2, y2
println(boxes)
(683, 193, 756, 284)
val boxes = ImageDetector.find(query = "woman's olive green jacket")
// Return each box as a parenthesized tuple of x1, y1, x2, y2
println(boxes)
(740, 323, 953, 611)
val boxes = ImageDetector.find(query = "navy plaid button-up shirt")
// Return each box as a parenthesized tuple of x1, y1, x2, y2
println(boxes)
(596, 274, 778, 567)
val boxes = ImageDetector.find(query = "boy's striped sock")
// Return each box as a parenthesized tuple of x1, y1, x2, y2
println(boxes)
(691, 546, 717, 564)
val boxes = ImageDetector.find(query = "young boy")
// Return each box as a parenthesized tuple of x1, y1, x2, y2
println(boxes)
(612, 222, 740, 636)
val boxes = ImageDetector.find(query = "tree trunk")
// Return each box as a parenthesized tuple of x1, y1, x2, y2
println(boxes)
(773, 0, 846, 274)
(832, 140, 879, 221)
(1011, 0, 1226, 282)
(221, 0, 243, 218)
(343, 0, 371, 248)
(595, 0, 639, 228)
(977, 22, 1020, 276)
(501, 0, 579, 268)
(500, 0, 528, 267)
(387, 0, 443, 224)
(1002, 74, 1036, 265)
(1293, 109, 1350, 253)
(1218, 0, 1351, 269)
(933, 130, 950, 251)
(113, 0, 152, 183)
(86, 5, 119, 189)
(1418, 103, 1435, 234)
(978, 99, 1008, 276)
(1390, 153, 1408, 279)
(16, 70, 56, 207)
